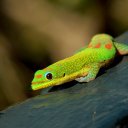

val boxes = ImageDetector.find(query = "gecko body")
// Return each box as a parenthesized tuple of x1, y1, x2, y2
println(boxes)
(31, 34, 128, 90)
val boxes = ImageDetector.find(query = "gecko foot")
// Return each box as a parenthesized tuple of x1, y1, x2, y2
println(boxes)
(75, 76, 95, 82)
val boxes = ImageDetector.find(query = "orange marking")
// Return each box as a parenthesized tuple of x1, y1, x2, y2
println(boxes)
(94, 43, 101, 48)
(83, 72, 88, 76)
(105, 43, 112, 49)
(32, 80, 45, 85)
(35, 74, 42, 78)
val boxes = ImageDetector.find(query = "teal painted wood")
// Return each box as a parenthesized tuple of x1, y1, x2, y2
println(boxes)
(0, 32, 128, 128)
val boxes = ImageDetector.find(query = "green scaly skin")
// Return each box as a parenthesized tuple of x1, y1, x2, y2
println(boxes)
(31, 34, 128, 90)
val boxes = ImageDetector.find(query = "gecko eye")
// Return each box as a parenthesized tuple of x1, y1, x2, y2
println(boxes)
(45, 72, 53, 80)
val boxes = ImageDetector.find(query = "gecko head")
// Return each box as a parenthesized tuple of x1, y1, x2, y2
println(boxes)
(31, 68, 66, 90)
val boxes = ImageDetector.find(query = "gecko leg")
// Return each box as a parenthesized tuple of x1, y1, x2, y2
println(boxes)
(114, 42, 128, 55)
(75, 64, 100, 82)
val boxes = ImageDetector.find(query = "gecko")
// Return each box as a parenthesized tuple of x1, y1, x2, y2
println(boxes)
(31, 34, 128, 90)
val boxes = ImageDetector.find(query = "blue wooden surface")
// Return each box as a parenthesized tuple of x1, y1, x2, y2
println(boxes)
(0, 32, 128, 128)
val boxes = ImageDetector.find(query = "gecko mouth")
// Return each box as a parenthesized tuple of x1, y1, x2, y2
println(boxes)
(31, 76, 70, 90)
(31, 80, 49, 90)
(31, 71, 88, 90)
(31, 73, 66, 90)
(32, 81, 45, 85)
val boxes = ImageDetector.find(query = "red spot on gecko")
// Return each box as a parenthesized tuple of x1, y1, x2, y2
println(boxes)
(35, 74, 42, 78)
(105, 43, 112, 49)
(94, 43, 101, 48)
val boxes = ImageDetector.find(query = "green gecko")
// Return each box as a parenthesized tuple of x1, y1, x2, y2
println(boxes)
(31, 34, 128, 90)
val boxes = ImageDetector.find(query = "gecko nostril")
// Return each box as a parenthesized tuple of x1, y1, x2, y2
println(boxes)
(35, 74, 42, 78)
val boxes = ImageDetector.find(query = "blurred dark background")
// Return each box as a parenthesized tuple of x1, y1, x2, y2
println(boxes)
(0, 0, 128, 110)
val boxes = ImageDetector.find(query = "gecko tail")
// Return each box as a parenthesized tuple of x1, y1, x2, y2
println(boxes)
(114, 42, 128, 55)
